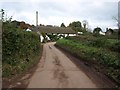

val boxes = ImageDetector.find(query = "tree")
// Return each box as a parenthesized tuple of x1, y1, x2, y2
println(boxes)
(93, 27, 102, 35)
(19, 21, 28, 29)
(0, 9, 12, 22)
(82, 20, 89, 33)
(112, 15, 120, 38)
(0, 9, 5, 21)
(109, 28, 114, 33)
(11, 20, 20, 28)
(61, 23, 66, 27)
(118, 1, 120, 29)
(41, 32, 47, 43)
(82, 20, 88, 29)
(68, 21, 82, 32)
(112, 1, 120, 37)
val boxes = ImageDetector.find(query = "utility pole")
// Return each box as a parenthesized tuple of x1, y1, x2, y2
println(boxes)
(36, 11, 38, 26)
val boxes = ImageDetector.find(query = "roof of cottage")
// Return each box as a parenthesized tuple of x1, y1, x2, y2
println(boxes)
(31, 26, 76, 34)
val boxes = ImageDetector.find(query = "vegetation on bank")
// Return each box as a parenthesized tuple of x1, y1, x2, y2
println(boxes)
(56, 35, 120, 86)
(1, 9, 119, 86)
(66, 35, 120, 53)
(2, 21, 42, 77)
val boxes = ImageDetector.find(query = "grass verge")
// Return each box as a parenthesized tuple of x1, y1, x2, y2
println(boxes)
(56, 38, 120, 87)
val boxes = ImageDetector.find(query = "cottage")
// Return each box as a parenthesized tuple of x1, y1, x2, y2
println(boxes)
(31, 26, 77, 42)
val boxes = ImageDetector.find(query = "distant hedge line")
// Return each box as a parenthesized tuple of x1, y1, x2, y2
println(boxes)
(66, 36, 120, 53)
(56, 38, 120, 85)
(2, 22, 42, 77)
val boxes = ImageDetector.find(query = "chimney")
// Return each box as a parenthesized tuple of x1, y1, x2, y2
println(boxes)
(36, 11, 38, 26)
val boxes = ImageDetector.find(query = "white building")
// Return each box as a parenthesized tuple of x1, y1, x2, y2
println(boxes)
(31, 26, 77, 42)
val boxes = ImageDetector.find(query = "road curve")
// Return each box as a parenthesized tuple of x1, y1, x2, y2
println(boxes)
(27, 42, 97, 88)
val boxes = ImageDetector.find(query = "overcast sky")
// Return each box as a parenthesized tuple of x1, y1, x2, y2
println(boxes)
(0, 0, 119, 31)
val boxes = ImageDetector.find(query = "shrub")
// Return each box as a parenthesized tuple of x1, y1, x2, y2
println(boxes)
(66, 36, 120, 53)
(56, 39, 120, 84)
(2, 22, 42, 77)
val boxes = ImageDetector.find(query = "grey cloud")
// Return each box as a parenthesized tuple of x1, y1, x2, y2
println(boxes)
(0, 1, 118, 30)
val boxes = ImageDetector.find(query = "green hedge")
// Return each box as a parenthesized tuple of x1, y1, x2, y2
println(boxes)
(2, 22, 42, 77)
(56, 39, 120, 84)
(66, 36, 120, 53)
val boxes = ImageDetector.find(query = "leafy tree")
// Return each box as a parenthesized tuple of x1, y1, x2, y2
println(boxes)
(47, 34, 59, 41)
(41, 32, 47, 43)
(61, 23, 66, 27)
(68, 21, 82, 32)
(0, 9, 12, 22)
(108, 28, 114, 33)
(112, 14, 120, 38)
(19, 21, 28, 29)
(93, 27, 102, 35)
(11, 20, 20, 28)
(32, 25, 35, 28)
(82, 20, 88, 29)
(0, 9, 5, 21)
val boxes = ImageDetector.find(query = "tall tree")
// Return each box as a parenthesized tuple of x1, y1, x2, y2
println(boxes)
(0, 9, 5, 21)
(0, 9, 12, 22)
(82, 20, 88, 29)
(60, 23, 66, 27)
(68, 21, 82, 32)
(93, 27, 102, 35)
(19, 21, 28, 29)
